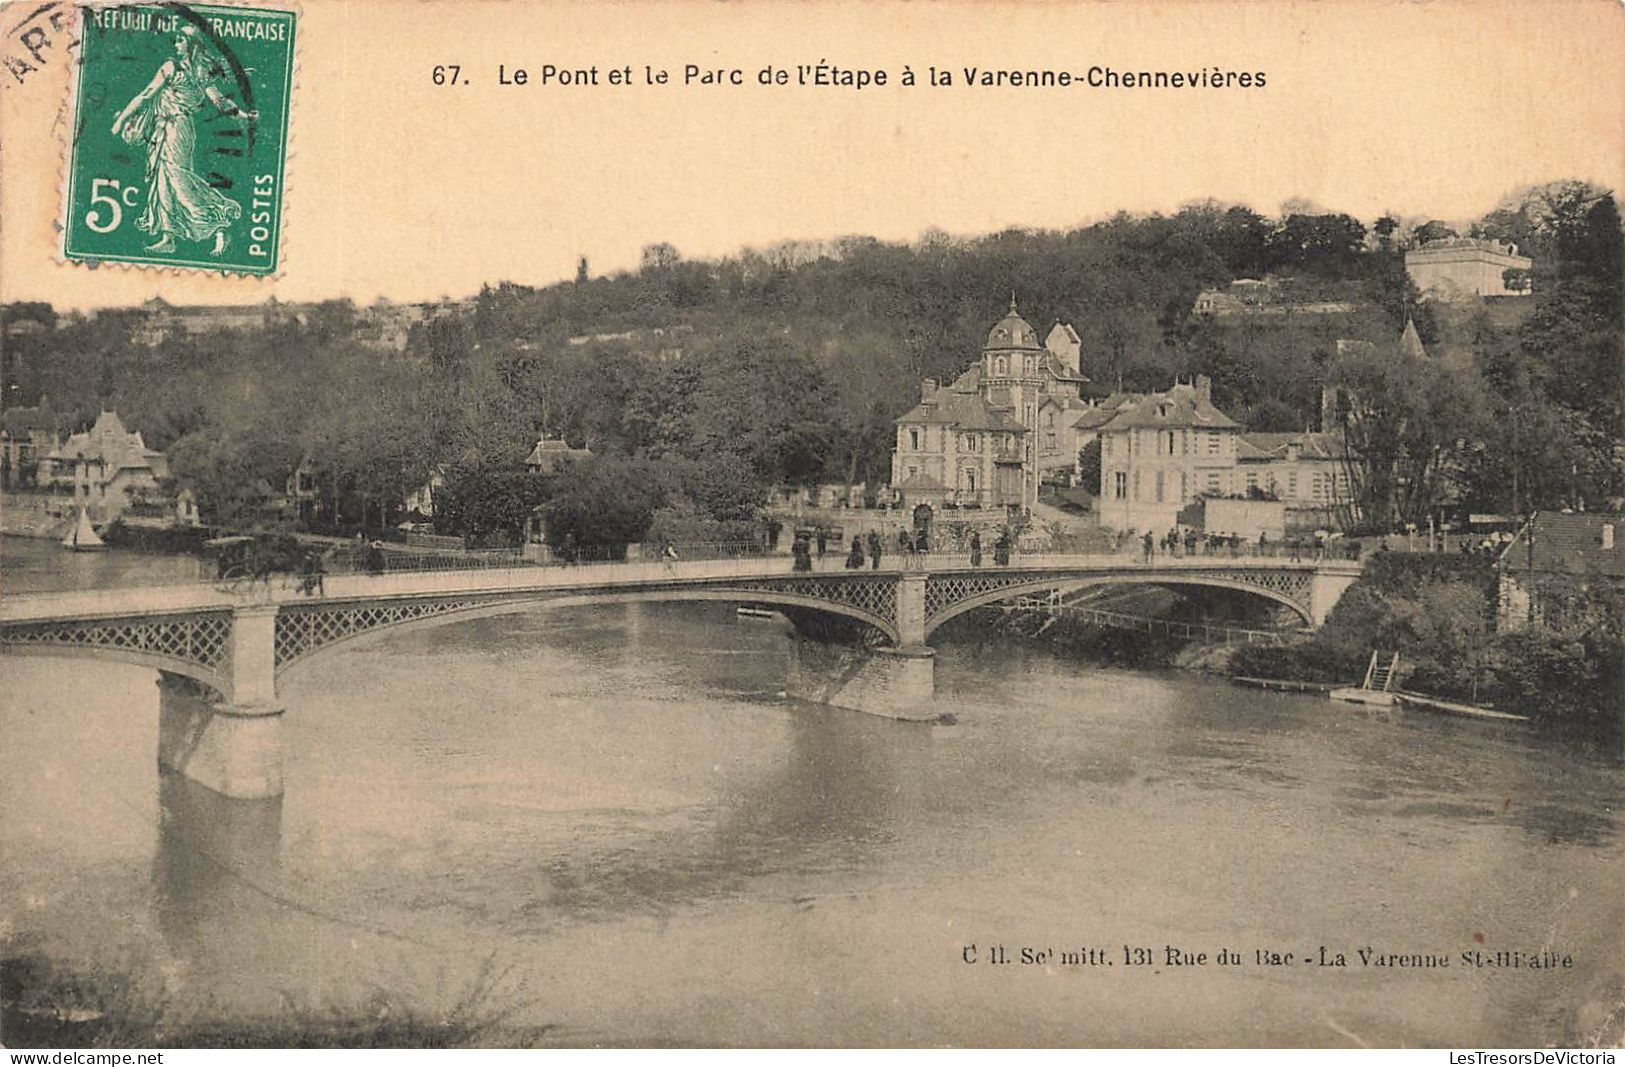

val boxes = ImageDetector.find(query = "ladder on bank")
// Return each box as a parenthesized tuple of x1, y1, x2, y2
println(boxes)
(1362, 650, 1401, 692)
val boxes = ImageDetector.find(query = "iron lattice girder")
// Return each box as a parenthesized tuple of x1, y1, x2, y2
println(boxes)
(274, 596, 506, 668)
(273, 576, 904, 670)
(923, 565, 1315, 630)
(0, 610, 232, 672)
(721, 574, 899, 629)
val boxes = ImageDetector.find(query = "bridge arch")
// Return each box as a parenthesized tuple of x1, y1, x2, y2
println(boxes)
(0, 641, 232, 698)
(0, 610, 235, 699)
(922, 573, 1313, 638)
(272, 586, 899, 686)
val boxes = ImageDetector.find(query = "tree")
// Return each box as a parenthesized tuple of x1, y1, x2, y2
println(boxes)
(540, 454, 665, 557)
(1329, 338, 1489, 528)
(1076, 438, 1102, 493)
(434, 464, 551, 545)
(639, 242, 681, 272)
(1410, 220, 1458, 245)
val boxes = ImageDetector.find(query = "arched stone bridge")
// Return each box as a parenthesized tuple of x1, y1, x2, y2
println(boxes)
(1, 554, 1360, 798)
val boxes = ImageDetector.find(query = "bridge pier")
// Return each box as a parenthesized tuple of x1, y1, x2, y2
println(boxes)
(786, 638, 938, 721)
(785, 574, 938, 721)
(1309, 567, 1360, 627)
(157, 672, 285, 800)
(154, 604, 287, 800)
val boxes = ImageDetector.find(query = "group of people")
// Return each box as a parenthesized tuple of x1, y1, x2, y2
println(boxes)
(968, 529, 1013, 567)
(1133, 526, 1360, 563)
(792, 525, 1015, 572)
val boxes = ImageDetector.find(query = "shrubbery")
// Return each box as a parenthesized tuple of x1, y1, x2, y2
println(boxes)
(1232, 551, 1622, 729)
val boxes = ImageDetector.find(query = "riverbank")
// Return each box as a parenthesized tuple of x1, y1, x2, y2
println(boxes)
(0, 950, 549, 1048)
(0, 492, 72, 540)
(965, 551, 1622, 734)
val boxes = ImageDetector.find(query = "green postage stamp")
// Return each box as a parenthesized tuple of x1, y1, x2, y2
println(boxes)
(63, 3, 296, 274)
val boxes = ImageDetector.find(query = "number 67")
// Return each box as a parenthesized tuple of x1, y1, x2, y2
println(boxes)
(86, 178, 140, 233)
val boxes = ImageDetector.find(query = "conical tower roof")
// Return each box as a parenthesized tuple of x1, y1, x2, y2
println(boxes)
(1399, 317, 1428, 360)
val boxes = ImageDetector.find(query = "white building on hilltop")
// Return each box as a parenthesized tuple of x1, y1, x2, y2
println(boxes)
(1405, 237, 1533, 300)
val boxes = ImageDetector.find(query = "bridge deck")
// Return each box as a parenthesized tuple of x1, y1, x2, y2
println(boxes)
(0, 554, 1360, 625)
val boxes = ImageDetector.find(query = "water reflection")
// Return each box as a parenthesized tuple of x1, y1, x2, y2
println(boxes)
(153, 772, 283, 971)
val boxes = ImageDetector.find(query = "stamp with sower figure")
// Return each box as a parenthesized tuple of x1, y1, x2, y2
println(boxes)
(64, 3, 295, 274)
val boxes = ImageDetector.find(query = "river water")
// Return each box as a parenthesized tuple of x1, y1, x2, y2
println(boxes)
(2, 538, 1621, 1046)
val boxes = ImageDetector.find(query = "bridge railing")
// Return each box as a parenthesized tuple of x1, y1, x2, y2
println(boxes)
(0, 541, 1364, 622)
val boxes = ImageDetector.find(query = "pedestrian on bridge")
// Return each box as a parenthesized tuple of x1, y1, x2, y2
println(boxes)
(994, 530, 1011, 567)
(792, 535, 812, 572)
(298, 548, 327, 596)
(846, 536, 865, 569)
(868, 530, 883, 570)
(1142, 531, 1154, 563)
(970, 530, 983, 567)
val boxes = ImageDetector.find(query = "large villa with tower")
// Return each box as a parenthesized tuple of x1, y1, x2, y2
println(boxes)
(890, 298, 1091, 515)
(892, 298, 1377, 536)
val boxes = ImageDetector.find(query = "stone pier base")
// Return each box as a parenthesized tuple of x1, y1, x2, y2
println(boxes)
(787, 637, 938, 721)
(156, 671, 285, 800)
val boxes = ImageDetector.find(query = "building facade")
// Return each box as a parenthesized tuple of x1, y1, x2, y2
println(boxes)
(1096, 377, 1242, 532)
(1497, 511, 1625, 631)
(892, 300, 1089, 514)
(1, 399, 70, 490)
(1096, 379, 1354, 535)
(42, 410, 170, 520)
(1405, 237, 1533, 300)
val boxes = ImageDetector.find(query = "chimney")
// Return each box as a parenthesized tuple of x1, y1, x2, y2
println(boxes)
(1195, 374, 1212, 401)
(921, 379, 938, 402)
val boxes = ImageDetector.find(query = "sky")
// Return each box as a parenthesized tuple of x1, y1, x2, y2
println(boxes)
(2, 0, 1622, 310)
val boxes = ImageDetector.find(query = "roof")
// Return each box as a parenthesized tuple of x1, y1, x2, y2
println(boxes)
(1237, 431, 1347, 461)
(525, 437, 592, 467)
(1069, 393, 1139, 431)
(1101, 383, 1240, 431)
(45, 411, 162, 472)
(1399, 318, 1429, 360)
(1501, 511, 1625, 578)
(983, 297, 1043, 352)
(1, 402, 67, 435)
(1042, 351, 1088, 383)
(897, 389, 1027, 433)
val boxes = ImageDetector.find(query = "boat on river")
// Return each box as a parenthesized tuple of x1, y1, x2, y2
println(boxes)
(60, 508, 106, 552)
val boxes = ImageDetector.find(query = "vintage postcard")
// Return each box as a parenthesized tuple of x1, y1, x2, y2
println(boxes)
(1, 0, 1622, 1051)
